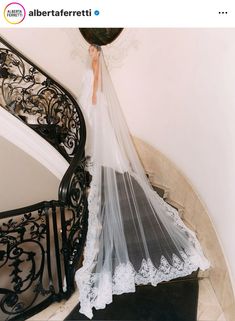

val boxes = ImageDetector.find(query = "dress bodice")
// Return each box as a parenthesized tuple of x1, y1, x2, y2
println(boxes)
(78, 68, 130, 172)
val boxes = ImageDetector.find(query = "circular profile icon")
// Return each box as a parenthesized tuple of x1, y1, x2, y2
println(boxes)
(4, 2, 26, 24)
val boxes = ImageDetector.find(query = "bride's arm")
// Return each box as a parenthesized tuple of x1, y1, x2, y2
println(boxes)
(91, 54, 100, 105)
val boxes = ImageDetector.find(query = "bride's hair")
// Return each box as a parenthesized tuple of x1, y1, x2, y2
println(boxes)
(90, 44, 101, 52)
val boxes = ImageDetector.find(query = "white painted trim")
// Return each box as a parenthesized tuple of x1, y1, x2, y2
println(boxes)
(0, 107, 69, 180)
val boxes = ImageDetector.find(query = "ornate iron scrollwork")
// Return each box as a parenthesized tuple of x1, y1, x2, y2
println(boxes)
(0, 35, 89, 320)
(59, 156, 90, 294)
(0, 37, 85, 161)
(0, 205, 55, 318)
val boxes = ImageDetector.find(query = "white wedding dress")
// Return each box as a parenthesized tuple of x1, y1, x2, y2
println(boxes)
(75, 51, 210, 319)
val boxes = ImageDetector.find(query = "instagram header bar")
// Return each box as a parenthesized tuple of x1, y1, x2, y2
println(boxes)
(1, 0, 235, 27)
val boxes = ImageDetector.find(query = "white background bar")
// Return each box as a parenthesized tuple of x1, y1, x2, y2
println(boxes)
(0, 0, 235, 27)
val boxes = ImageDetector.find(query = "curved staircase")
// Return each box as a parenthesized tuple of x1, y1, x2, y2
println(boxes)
(0, 35, 205, 321)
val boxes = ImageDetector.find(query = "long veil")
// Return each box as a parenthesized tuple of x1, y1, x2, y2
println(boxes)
(75, 48, 210, 319)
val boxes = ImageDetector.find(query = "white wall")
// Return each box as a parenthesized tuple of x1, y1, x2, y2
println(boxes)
(112, 29, 235, 290)
(1, 28, 235, 288)
(0, 107, 68, 211)
(0, 107, 68, 181)
(0, 136, 60, 211)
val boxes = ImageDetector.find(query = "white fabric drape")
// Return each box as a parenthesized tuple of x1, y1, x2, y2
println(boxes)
(75, 49, 210, 319)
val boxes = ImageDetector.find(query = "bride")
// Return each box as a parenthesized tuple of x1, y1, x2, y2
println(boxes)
(75, 44, 210, 319)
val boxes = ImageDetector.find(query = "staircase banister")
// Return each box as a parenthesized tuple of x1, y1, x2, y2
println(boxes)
(0, 34, 86, 161)
(0, 35, 89, 321)
(58, 139, 86, 205)
(0, 34, 80, 115)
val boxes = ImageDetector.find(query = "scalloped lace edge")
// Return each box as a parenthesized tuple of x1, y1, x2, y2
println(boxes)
(75, 162, 210, 319)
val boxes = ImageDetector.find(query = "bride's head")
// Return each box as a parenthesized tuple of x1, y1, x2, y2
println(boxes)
(89, 44, 101, 60)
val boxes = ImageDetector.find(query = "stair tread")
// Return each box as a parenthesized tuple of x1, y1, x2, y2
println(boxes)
(65, 272, 199, 321)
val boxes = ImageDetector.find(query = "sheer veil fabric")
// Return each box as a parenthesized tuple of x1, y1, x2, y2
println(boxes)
(75, 47, 210, 319)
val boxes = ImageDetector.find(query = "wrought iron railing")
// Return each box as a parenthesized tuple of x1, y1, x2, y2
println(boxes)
(0, 36, 85, 162)
(0, 36, 89, 320)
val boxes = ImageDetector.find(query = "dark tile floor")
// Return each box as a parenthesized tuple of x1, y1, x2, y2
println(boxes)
(65, 275, 199, 321)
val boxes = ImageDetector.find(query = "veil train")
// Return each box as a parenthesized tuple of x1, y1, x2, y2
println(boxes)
(75, 46, 210, 319)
